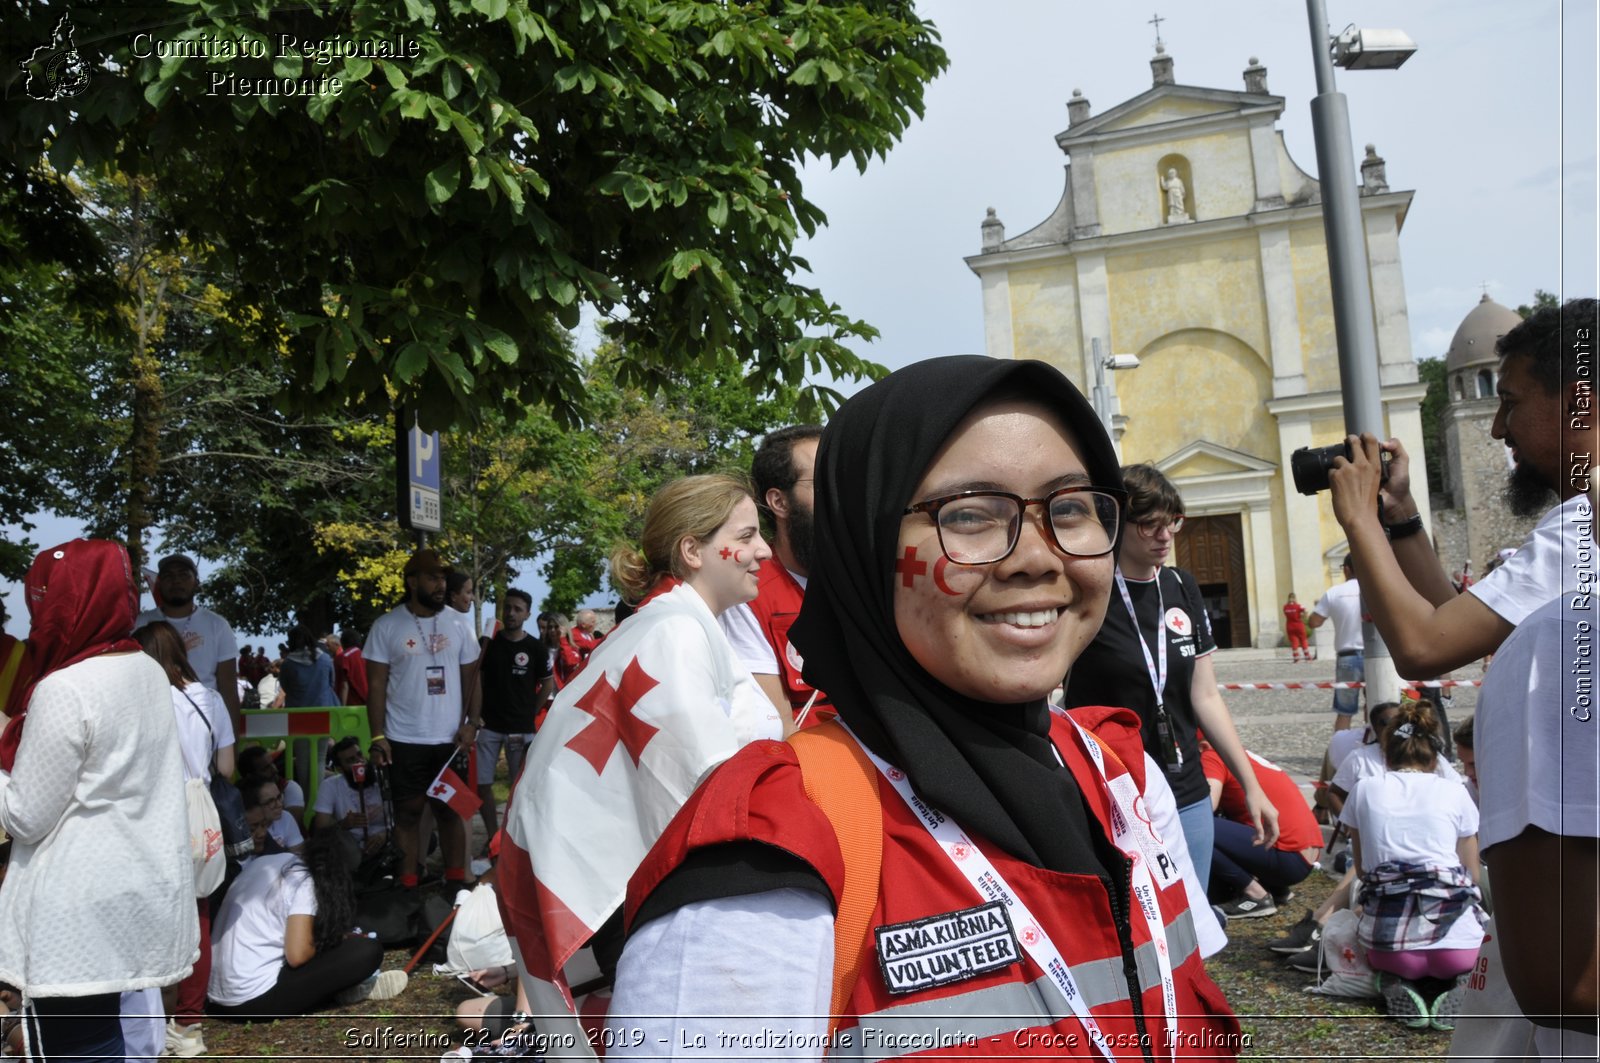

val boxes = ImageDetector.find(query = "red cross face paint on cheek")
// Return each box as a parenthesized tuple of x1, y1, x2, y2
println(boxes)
(895, 545, 928, 588)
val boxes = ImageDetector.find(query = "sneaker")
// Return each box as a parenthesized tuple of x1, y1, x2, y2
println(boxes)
(1430, 978, 1466, 1031)
(335, 969, 409, 1005)
(1269, 912, 1323, 955)
(1381, 975, 1431, 1029)
(1217, 894, 1278, 919)
(1285, 945, 1324, 973)
(1271, 887, 1296, 907)
(164, 1019, 206, 1058)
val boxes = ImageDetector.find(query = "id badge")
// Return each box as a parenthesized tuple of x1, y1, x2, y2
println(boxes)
(425, 665, 446, 696)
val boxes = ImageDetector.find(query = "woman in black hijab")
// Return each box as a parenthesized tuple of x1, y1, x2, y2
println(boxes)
(604, 357, 1240, 1059)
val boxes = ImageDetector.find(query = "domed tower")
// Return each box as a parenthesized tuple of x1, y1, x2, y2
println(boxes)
(1434, 294, 1536, 577)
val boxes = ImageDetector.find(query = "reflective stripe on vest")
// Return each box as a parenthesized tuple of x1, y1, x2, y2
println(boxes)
(831, 912, 1198, 1061)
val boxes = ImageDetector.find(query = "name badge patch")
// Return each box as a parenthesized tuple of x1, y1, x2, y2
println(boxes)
(875, 901, 1021, 995)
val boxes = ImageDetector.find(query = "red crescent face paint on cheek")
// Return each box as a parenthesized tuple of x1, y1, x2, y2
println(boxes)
(733, 549, 744, 563)
(932, 555, 962, 597)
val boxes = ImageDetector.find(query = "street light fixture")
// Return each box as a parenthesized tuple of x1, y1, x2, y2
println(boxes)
(1332, 26, 1418, 71)
(1089, 338, 1139, 447)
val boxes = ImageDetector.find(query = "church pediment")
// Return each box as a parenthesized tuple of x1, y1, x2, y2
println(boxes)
(1156, 440, 1277, 480)
(1059, 85, 1280, 145)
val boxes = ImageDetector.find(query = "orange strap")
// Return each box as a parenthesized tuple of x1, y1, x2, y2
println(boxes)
(789, 724, 881, 1033)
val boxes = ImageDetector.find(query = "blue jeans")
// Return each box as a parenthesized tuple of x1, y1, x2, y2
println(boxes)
(1209, 816, 1315, 898)
(1334, 653, 1364, 716)
(1176, 797, 1216, 889)
(27, 992, 124, 1063)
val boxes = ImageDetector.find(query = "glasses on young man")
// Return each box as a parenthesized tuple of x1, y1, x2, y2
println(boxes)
(903, 486, 1126, 565)
(1133, 514, 1186, 537)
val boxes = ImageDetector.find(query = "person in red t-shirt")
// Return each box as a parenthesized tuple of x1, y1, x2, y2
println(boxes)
(337, 629, 368, 707)
(1202, 741, 1324, 919)
(1282, 592, 1311, 663)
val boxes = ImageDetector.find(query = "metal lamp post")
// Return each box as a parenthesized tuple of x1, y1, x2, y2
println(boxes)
(1304, 0, 1416, 705)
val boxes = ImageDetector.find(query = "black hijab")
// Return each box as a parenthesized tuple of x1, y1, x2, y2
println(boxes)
(792, 356, 1126, 874)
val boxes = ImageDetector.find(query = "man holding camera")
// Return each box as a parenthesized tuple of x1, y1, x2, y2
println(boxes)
(1327, 299, 1594, 675)
(1328, 298, 1597, 1053)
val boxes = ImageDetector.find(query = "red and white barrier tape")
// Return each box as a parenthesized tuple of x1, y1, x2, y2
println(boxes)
(1216, 680, 1481, 691)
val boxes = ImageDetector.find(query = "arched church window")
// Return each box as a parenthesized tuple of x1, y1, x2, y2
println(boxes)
(1476, 369, 1494, 399)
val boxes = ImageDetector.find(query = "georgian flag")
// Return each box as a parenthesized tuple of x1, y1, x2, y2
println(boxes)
(496, 583, 776, 1059)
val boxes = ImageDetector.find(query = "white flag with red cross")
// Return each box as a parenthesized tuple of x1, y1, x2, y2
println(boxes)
(426, 760, 482, 821)
(496, 583, 779, 1058)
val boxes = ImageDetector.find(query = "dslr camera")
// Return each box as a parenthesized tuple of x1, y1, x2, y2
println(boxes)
(1290, 441, 1390, 496)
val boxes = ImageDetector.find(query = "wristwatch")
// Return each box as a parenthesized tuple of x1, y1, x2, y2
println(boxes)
(1384, 513, 1425, 541)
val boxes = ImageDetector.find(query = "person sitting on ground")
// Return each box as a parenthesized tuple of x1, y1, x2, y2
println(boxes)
(1271, 700, 1400, 960)
(1203, 740, 1322, 921)
(243, 775, 304, 856)
(1341, 698, 1485, 1031)
(238, 744, 305, 825)
(208, 832, 407, 1019)
(278, 625, 337, 708)
(312, 737, 388, 857)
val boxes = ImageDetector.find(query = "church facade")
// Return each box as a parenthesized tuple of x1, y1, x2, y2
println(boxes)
(965, 48, 1427, 649)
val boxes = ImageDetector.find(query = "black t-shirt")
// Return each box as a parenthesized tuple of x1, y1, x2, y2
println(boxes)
(480, 631, 553, 733)
(1061, 566, 1216, 806)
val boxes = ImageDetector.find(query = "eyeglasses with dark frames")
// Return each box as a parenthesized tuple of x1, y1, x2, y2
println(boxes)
(1132, 514, 1185, 537)
(903, 485, 1126, 565)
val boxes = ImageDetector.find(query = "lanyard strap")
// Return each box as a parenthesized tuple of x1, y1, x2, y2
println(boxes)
(1067, 720, 1180, 1060)
(1114, 568, 1166, 709)
(841, 724, 1122, 1063)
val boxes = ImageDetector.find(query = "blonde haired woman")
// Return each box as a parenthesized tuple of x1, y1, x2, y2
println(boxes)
(494, 473, 785, 1051)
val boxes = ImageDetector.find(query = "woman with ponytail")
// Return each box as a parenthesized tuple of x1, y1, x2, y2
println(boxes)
(497, 474, 785, 1039)
(1341, 697, 1486, 1031)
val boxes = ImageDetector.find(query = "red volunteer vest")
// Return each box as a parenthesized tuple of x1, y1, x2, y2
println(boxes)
(629, 708, 1241, 1060)
(747, 559, 832, 723)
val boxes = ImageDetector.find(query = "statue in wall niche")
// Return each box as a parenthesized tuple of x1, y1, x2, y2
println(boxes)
(1160, 167, 1191, 223)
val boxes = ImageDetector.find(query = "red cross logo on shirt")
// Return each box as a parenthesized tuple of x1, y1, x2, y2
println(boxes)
(405, 638, 417, 650)
(566, 657, 662, 775)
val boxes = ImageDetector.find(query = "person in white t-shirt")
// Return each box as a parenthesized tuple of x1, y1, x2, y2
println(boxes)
(312, 737, 388, 856)
(243, 775, 303, 855)
(1448, 592, 1599, 1061)
(208, 835, 405, 1018)
(1308, 556, 1364, 731)
(1342, 699, 1485, 1032)
(134, 554, 242, 735)
(365, 548, 482, 890)
(1328, 298, 1596, 681)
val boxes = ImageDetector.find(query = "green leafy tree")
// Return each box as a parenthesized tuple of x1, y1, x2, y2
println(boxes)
(5, 1, 947, 430)
(1515, 289, 1558, 318)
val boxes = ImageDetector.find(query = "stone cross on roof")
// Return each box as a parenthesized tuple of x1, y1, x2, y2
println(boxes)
(1148, 12, 1166, 50)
